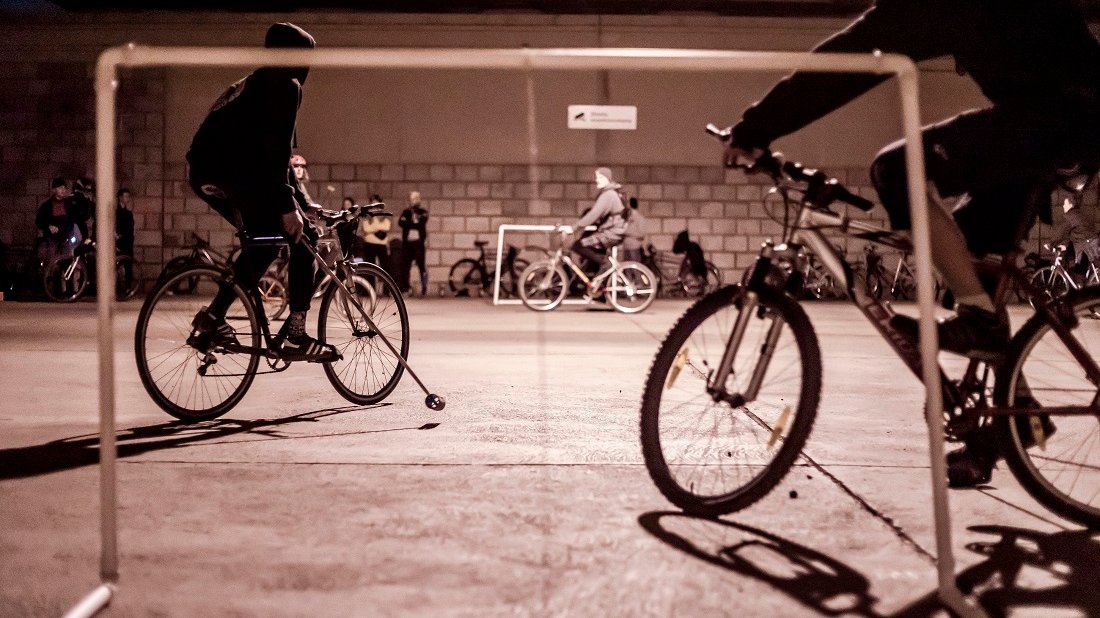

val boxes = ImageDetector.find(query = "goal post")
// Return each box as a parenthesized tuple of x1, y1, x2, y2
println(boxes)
(85, 44, 978, 617)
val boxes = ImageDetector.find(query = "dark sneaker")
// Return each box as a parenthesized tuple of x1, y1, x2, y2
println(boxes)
(946, 416, 1057, 488)
(186, 308, 239, 351)
(273, 331, 341, 363)
(890, 304, 1009, 362)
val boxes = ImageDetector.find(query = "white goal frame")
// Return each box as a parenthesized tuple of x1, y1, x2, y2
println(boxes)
(76, 44, 980, 617)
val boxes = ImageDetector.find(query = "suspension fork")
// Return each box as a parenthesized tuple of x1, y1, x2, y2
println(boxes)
(708, 244, 779, 404)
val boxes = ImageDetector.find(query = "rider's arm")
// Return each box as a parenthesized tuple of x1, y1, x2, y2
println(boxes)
(574, 193, 613, 230)
(731, 0, 949, 149)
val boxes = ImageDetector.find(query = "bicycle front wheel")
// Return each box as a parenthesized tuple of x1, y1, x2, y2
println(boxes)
(994, 287, 1100, 528)
(318, 262, 409, 405)
(43, 255, 89, 302)
(641, 285, 822, 516)
(1030, 266, 1072, 305)
(518, 261, 568, 311)
(608, 262, 657, 313)
(448, 258, 484, 297)
(135, 265, 261, 421)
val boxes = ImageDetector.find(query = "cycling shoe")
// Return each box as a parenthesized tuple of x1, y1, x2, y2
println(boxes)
(187, 308, 239, 351)
(890, 304, 1009, 362)
(273, 331, 341, 363)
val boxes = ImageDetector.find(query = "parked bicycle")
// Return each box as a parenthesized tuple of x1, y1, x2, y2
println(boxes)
(641, 125, 1100, 528)
(447, 241, 531, 298)
(641, 243, 722, 298)
(134, 201, 444, 421)
(42, 238, 139, 302)
(518, 227, 658, 313)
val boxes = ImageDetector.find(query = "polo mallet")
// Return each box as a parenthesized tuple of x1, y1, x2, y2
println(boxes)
(292, 205, 445, 411)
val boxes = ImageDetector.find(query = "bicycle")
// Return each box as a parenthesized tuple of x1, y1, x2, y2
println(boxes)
(134, 201, 444, 421)
(640, 124, 1100, 528)
(641, 242, 722, 298)
(42, 238, 139, 303)
(518, 227, 658, 313)
(1030, 243, 1100, 301)
(447, 240, 531, 298)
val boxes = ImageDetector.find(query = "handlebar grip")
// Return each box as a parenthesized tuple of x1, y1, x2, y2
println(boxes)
(840, 189, 875, 212)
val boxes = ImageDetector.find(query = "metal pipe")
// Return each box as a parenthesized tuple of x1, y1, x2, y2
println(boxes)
(62, 583, 114, 618)
(90, 44, 976, 616)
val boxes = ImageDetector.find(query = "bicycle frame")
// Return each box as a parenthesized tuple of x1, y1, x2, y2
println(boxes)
(726, 202, 1100, 419)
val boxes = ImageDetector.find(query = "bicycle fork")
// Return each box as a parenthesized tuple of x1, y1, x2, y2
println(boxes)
(708, 248, 785, 407)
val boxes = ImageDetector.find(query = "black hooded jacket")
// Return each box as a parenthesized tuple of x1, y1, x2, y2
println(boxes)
(187, 23, 315, 215)
(732, 0, 1100, 150)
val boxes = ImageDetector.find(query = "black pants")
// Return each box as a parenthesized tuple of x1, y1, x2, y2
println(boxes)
(870, 105, 1098, 256)
(401, 239, 426, 293)
(362, 242, 389, 274)
(571, 239, 606, 277)
(190, 177, 316, 316)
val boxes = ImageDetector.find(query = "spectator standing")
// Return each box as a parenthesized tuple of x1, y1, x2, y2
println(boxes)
(357, 193, 392, 274)
(398, 190, 428, 295)
(116, 188, 135, 258)
(35, 177, 73, 265)
(116, 187, 136, 287)
(622, 196, 648, 263)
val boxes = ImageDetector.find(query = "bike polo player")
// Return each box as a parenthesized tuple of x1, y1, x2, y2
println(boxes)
(719, 0, 1100, 486)
(570, 167, 629, 300)
(185, 22, 338, 363)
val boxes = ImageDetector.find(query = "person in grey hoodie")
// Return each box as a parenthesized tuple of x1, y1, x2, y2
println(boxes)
(570, 167, 627, 276)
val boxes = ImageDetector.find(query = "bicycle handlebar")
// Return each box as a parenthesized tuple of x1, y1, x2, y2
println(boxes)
(705, 123, 874, 212)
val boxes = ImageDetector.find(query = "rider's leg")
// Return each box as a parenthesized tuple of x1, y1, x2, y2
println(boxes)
(571, 238, 606, 280)
(284, 236, 316, 337)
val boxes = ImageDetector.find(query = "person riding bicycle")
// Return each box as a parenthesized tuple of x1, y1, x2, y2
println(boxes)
(719, 0, 1100, 486)
(1048, 174, 1100, 284)
(185, 22, 337, 363)
(569, 167, 628, 297)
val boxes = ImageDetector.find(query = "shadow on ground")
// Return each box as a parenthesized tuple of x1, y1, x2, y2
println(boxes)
(638, 512, 1100, 617)
(0, 403, 440, 480)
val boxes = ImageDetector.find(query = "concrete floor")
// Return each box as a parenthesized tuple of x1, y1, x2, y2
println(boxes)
(0, 298, 1098, 617)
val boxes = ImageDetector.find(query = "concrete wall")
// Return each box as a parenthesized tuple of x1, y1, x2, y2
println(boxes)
(0, 11, 1059, 290)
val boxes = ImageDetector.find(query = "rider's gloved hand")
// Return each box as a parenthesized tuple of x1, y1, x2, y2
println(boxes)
(282, 209, 305, 243)
(711, 124, 768, 170)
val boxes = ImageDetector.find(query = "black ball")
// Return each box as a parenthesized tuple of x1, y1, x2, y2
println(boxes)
(425, 394, 446, 411)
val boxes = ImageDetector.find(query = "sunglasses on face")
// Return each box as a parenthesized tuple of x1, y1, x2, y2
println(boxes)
(293, 164, 307, 169)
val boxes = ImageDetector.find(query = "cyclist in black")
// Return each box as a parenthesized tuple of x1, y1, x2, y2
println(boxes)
(720, 0, 1100, 486)
(186, 22, 337, 363)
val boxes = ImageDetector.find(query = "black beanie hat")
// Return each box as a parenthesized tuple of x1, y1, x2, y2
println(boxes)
(265, 22, 315, 49)
(51, 177, 66, 189)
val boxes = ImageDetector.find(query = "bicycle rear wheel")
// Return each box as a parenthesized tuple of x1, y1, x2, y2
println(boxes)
(994, 287, 1100, 528)
(448, 258, 483, 297)
(43, 255, 88, 302)
(318, 262, 409, 405)
(518, 261, 568, 311)
(134, 265, 260, 421)
(641, 285, 822, 516)
(608, 262, 657, 313)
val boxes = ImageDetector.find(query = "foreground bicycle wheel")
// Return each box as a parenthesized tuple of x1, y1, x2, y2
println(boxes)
(518, 261, 568, 311)
(43, 255, 89, 302)
(608, 262, 657, 313)
(135, 266, 260, 421)
(995, 287, 1100, 528)
(641, 285, 822, 516)
(318, 262, 409, 404)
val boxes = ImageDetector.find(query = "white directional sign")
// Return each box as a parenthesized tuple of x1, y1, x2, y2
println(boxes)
(567, 105, 637, 130)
